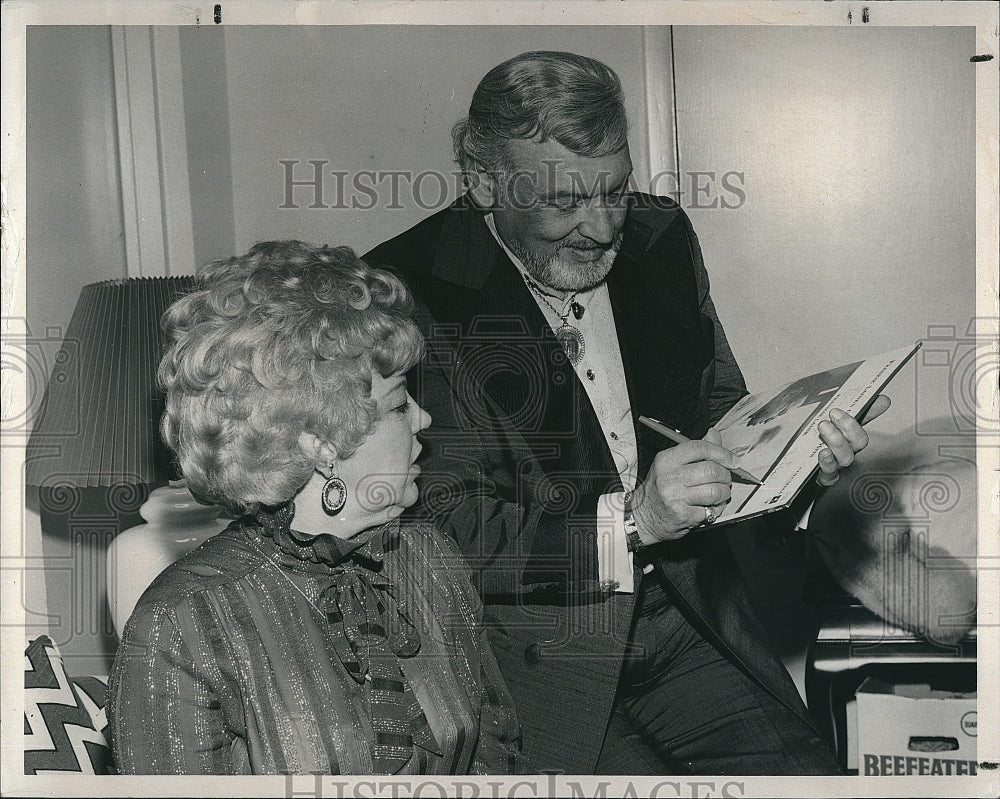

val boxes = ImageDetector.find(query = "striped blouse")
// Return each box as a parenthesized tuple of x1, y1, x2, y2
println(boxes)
(107, 508, 521, 774)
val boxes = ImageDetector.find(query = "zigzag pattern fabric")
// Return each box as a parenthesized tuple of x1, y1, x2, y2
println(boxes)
(24, 635, 114, 774)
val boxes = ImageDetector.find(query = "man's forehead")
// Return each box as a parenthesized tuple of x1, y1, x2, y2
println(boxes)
(505, 138, 632, 182)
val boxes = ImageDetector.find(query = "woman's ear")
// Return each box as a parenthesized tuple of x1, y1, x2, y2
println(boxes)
(297, 432, 337, 473)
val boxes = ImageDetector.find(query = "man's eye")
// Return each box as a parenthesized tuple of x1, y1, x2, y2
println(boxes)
(393, 401, 411, 415)
(547, 199, 579, 211)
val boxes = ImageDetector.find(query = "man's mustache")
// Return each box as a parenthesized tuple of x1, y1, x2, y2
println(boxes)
(559, 233, 624, 252)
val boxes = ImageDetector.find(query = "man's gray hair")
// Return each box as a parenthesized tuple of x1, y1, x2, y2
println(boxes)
(452, 50, 629, 178)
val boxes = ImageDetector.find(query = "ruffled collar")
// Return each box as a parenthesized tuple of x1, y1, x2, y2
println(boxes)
(249, 502, 395, 574)
(243, 502, 441, 768)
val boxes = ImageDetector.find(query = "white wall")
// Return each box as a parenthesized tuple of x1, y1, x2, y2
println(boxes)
(221, 26, 652, 254)
(179, 26, 236, 269)
(26, 26, 127, 346)
(24, 26, 129, 644)
(659, 26, 978, 694)
(669, 26, 977, 435)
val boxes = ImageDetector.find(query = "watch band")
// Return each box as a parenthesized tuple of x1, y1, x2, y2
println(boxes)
(623, 489, 644, 554)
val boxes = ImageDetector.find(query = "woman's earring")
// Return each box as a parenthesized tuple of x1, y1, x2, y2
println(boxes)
(321, 464, 348, 515)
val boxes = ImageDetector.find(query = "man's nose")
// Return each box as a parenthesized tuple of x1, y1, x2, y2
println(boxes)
(577, 201, 622, 245)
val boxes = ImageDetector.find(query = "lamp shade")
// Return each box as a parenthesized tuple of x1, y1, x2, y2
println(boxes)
(25, 276, 196, 488)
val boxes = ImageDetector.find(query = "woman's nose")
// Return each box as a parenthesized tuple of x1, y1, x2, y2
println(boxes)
(411, 398, 431, 433)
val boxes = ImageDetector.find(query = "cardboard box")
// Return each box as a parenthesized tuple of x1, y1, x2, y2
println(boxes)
(855, 676, 977, 776)
(845, 696, 858, 771)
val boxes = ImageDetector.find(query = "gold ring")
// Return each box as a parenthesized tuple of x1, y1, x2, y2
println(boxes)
(704, 506, 718, 525)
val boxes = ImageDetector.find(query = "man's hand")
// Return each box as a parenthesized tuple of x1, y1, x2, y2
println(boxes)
(630, 428, 737, 545)
(815, 394, 892, 487)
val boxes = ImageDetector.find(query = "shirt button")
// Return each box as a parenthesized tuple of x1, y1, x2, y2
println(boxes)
(586, 369, 596, 381)
(524, 643, 542, 664)
(610, 431, 619, 440)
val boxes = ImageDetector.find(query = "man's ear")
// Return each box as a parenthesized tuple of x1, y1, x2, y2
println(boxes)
(465, 162, 500, 209)
(297, 432, 337, 472)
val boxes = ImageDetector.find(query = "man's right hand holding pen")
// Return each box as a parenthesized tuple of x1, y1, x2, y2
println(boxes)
(630, 427, 739, 545)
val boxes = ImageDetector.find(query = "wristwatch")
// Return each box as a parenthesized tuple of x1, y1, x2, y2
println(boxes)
(623, 489, 644, 554)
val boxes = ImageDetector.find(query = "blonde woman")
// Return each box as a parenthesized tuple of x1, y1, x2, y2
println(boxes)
(108, 241, 521, 775)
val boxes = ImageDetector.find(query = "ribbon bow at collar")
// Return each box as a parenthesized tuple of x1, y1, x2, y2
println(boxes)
(255, 504, 442, 772)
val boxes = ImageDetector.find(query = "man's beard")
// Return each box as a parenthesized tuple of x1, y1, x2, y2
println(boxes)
(511, 232, 624, 293)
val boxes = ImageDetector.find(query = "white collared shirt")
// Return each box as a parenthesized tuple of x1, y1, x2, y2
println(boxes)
(484, 214, 641, 593)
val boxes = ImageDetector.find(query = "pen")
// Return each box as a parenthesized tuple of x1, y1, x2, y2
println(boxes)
(638, 415, 764, 486)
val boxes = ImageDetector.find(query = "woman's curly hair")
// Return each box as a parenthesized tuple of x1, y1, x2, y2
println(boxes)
(158, 240, 423, 515)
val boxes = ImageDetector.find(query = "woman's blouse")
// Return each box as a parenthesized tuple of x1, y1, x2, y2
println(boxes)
(107, 506, 521, 774)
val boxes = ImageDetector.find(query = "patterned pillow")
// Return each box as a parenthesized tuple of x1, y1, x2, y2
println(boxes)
(24, 635, 116, 774)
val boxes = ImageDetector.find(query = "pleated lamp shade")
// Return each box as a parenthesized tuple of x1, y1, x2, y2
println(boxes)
(25, 276, 197, 489)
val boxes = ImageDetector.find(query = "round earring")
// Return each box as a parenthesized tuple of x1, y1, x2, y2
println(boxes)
(321, 464, 347, 515)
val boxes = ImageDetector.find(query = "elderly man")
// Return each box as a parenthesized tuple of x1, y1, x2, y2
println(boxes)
(366, 50, 886, 775)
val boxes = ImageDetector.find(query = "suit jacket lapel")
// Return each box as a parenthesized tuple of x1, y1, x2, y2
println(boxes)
(608, 201, 713, 481)
(427, 203, 616, 493)
(423, 195, 711, 493)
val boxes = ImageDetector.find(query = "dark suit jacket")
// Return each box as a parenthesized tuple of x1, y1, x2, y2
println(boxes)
(365, 193, 821, 773)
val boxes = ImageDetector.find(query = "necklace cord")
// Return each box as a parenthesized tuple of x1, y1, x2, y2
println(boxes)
(521, 275, 587, 365)
(522, 276, 576, 322)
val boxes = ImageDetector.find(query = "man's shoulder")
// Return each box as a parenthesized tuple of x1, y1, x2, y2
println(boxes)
(626, 192, 689, 235)
(365, 193, 500, 295)
(364, 195, 472, 275)
(630, 191, 682, 213)
(619, 192, 697, 264)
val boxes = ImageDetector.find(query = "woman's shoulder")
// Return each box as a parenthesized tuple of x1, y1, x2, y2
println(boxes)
(126, 523, 265, 628)
(393, 520, 468, 568)
(389, 522, 480, 610)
